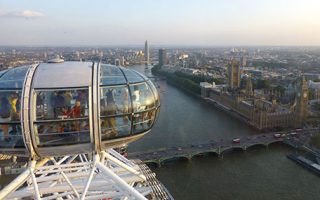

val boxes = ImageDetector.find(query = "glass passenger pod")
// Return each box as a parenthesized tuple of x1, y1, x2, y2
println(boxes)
(30, 62, 93, 157)
(0, 66, 30, 156)
(98, 64, 159, 149)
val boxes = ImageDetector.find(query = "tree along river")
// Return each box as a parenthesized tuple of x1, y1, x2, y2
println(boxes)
(129, 65, 320, 200)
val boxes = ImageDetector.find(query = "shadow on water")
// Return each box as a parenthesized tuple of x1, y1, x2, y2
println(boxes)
(146, 162, 160, 170)
(192, 151, 219, 158)
(160, 157, 190, 166)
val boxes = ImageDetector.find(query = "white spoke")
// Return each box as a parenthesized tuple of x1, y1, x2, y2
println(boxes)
(0, 150, 172, 200)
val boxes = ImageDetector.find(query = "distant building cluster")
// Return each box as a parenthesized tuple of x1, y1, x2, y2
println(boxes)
(200, 60, 309, 130)
(0, 42, 158, 69)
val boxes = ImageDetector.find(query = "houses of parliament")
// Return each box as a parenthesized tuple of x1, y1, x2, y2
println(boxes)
(200, 60, 309, 130)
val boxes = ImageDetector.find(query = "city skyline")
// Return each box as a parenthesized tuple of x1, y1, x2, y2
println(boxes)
(0, 0, 320, 46)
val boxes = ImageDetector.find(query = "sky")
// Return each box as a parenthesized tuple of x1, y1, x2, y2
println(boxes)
(0, 0, 320, 46)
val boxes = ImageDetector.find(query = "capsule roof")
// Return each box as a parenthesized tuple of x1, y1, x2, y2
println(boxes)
(33, 62, 93, 88)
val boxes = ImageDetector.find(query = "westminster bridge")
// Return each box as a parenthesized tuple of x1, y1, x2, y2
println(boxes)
(129, 128, 320, 167)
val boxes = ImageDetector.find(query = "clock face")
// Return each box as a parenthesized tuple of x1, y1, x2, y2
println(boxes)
(303, 92, 307, 98)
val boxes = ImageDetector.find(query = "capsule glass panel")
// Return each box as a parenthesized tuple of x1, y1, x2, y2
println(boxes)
(97, 64, 160, 148)
(35, 120, 90, 147)
(135, 71, 149, 81)
(120, 67, 145, 83)
(147, 80, 160, 107)
(0, 66, 29, 153)
(130, 82, 156, 133)
(130, 82, 156, 113)
(100, 64, 126, 85)
(133, 110, 156, 134)
(0, 66, 29, 89)
(33, 88, 90, 147)
(101, 115, 131, 140)
(100, 85, 131, 140)
(100, 86, 131, 116)
(0, 91, 24, 149)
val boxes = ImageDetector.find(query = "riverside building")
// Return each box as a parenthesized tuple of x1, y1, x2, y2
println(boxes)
(201, 60, 309, 130)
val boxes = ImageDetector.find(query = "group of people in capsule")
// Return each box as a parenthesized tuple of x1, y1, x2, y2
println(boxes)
(0, 85, 155, 145)
(35, 90, 89, 144)
(35, 87, 150, 144)
(0, 92, 21, 143)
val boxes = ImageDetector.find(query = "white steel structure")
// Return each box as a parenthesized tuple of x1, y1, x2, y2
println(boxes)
(1, 149, 153, 200)
(0, 60, 169, 199)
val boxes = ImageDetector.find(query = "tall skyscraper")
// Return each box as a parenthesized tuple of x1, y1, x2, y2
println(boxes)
(144, 40, 149, 66)
(241, 56, 247, 67)
(159, 48, 167, 66)
(228, 60, 240, 89)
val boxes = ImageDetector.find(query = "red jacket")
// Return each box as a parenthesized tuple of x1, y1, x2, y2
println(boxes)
(69, 106, 81, 118)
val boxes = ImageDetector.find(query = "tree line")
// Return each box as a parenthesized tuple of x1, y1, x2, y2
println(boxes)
(152, 65, 202, 94)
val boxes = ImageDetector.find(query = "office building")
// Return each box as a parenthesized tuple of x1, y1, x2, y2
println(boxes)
(159, 48, 167, 66)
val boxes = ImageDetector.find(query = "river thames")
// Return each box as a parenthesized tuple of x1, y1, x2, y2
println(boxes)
(129, 65, 320, 200)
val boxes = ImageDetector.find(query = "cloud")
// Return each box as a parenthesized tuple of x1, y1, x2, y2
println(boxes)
(0, 10, 44, 18)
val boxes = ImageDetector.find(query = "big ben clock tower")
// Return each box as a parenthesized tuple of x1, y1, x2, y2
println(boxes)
(295, 75, 308, 127)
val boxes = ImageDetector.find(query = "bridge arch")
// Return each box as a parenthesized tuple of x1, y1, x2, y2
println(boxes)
(265, 140, 283, 146)
(245, 143, 267, 150)
(220, 146, 245, 154)
(190, 150, 219, 158)
(145, 161, 160, 168)
(160, 155, 190, 165)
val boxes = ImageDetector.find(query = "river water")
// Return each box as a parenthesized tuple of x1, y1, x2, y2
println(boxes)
(129, 65, 320, 200)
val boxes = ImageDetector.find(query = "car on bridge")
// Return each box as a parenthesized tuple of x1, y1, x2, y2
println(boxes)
(273, 134, 281, 138)
(232, 138, 240, 144)
(290, 132, 298, 136)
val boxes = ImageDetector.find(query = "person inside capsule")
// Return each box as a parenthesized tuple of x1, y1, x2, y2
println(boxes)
(0, 96, 11, 141)
(0, 91, 23, 147)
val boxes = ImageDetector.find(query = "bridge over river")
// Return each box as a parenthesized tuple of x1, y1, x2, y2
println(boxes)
(129, 128, 320, 167)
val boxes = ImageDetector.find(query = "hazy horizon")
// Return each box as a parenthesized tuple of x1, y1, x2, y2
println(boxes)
(1, 0, 320, 46)
(2, 44, 320, 49)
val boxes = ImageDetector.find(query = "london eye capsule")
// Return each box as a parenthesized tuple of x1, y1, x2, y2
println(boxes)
(0, 61, 160, 158)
